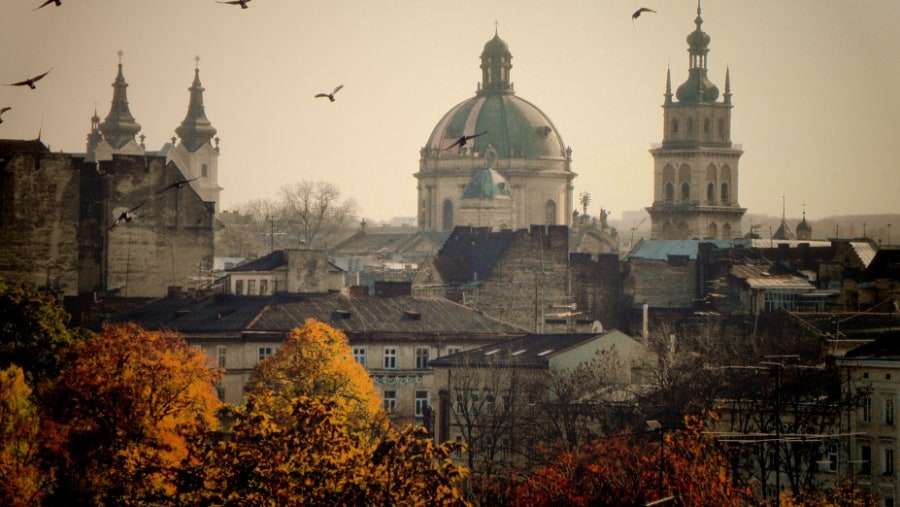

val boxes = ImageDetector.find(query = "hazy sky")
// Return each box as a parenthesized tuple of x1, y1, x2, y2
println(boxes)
(2, 1, 898, 223)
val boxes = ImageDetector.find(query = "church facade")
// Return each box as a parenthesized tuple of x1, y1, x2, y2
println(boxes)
(647, 6, 745, 240)
(415, 33, 575, 232)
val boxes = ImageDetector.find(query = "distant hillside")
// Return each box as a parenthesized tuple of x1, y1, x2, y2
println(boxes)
(608, 211, 900, 248)
(743, 213, 900, 246)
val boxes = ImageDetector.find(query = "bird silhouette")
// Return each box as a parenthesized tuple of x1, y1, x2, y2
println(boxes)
(157, 177, 198, 194)
(315, 84, 344, 102)
(632, 7, 656, 28)
(217, 0, 250, 7)
(0, 107, 10, 124)
(4, 69, 52, 90)
(108, 201, 146, 231)
(34, 0, 61, 9)
(443, 131, 487, 151)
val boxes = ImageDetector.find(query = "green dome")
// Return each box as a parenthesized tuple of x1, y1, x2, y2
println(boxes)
(425, 93, 567, 160)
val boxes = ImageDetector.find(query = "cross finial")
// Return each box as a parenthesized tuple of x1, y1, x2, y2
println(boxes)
(117, 50, 124, 64)
(494, 20, 499, 36)
(195, 55, 200, 70)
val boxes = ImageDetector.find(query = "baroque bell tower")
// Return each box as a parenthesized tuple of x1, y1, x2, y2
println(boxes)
(647, 3, 745, 240)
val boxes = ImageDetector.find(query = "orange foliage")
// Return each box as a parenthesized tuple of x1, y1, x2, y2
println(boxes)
(45, 323, 222, 505)
(512, 412, 751, 507)
(246, 318, 382, 431)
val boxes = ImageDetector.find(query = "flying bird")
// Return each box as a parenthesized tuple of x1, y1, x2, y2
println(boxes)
(315, 84, 344, 102)
(157, 177, 198, 194)
(217, 0, 250, 7)
(108, 201, 145, 231)
(443, 131, 487, 151)
(0, 107, 10, 124)
(4, 69, 52, 90)
(34, 0, 61, 9)
(632, 7, 656, 28)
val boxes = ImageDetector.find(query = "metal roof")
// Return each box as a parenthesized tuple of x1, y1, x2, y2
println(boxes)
(429, 332, 609, 369)
(624, 239, 748, 261)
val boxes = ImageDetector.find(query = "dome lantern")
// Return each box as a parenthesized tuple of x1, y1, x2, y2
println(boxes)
(479, 29, 513, 94)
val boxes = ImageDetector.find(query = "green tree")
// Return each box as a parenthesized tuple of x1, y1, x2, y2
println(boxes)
(44, 323, 222, 507)
(0, 283, 79, 387)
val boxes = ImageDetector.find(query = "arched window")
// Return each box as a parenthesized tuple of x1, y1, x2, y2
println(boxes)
(681, 182, 690, 202)
(442, 199, 454, 231)
(662, 222, 674, 240)
(707, 222, 718, 239)
(707, 183, 715, 203)
(720, 182, 730, 204)
(671, 119, 679, 135)
(201, 164, 208, 177)
(545, 200, 557, 225)
(677, 222, 691, 240)
(665, 183, 675, 203)
(722, 223, 732, 239)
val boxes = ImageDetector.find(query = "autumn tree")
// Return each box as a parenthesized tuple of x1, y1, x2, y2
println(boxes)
(0, 366, 54, 507)
(42, 323, 222, 507)
(0, 282, 80, 387)
(245, 318, 381, 432)
(511, 412, 752, 507)
(194, 319, 470, 506)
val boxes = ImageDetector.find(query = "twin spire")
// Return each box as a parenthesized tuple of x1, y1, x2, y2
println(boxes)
(95, 51, 216, 153)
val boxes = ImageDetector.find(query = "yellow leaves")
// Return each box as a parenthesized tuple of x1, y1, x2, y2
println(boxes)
(0, 366, 49, 507)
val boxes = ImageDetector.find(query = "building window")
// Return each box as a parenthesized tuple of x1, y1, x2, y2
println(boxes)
(258, 346, 274, 363)
(415, 347, 430, 369)
(720, 182, 729, 204)
(234, 279, 244, 295)
(863, 396, 873, 422)
(485, 391, 495, 414)
(259, 279, 269, 295)
(217, 346, 227, 368)
(215, 381, 225, 401)
(353, 347, 367, 368)
(886, 497, 894, 507)
(717, 118, 725, 139)
(861, 445, 872, 475)
(885, 447, 895, 476)
(454, 436, 463, 458)
(665, 183, 675, 203)
(707, 182, 715, 203)
(687, 117, 694, 134)
(383, 390, 397, 413)
(201, 163, 208, 177)
(545, 200, 557, 225)
(415, 390, 429, 417)
(822, 444, 838, 473)
(703, 118, 710, 134)
(671, 118, 679, 134)
(383, 348, 397, 369)
(447, 346, 462, 356)
(885, 398, 894, 425)
(247, 279, 257, 295)
(680, 182, 690, 202)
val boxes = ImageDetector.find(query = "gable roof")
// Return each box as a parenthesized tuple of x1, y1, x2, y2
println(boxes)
(429, 331, 618, 369)
(227, 250, 287, 272)
(110, 292, 527, 336)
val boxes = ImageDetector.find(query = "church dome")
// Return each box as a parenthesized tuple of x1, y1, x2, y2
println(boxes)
(425, 93, 567, 161)
(424, 33, 568, 163)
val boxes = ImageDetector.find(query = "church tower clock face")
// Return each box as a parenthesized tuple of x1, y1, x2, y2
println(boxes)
(415, 31, 574, 232)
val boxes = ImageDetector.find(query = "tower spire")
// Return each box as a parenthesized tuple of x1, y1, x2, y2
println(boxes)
(99, 50, 142, 149)
(175, 55, 217, 152)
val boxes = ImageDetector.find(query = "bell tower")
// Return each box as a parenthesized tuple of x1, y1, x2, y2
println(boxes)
(647, 3, 745, 240)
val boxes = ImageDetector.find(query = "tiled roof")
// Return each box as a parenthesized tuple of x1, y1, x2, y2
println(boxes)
(730, 264, 814, 290)
(842, 330, 900, 360)
(429, 332, 610, 368)
(251, 293, 527, 335)
(330, 229, 450, 257)
(0, 139, 50, 156)
(110, 292, 527, 336)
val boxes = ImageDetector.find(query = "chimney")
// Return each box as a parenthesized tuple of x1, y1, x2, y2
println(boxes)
(348, 285, 369, 298)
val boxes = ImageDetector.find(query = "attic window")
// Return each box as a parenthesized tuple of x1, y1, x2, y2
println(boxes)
(332, 309, 352, 320)
(536, 349, 554, 357)
(402, 310, 421, 320)
(484, 348, 501, 356)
